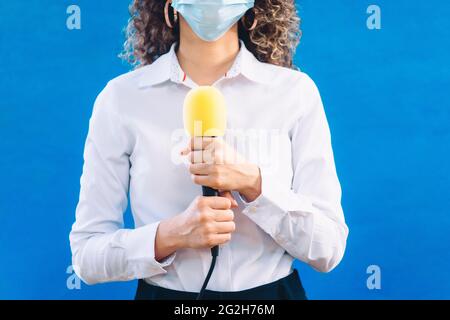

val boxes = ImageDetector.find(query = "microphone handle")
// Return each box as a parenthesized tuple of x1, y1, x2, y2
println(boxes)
(202, 186, 219, 257)
(202, 186, 218, 197)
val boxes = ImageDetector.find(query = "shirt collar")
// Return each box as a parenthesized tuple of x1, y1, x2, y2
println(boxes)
(138, 41, 271, 88)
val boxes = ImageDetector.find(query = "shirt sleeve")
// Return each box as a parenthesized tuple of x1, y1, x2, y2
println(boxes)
(240, 75, 349, 273)
(69, 83, 175, 285)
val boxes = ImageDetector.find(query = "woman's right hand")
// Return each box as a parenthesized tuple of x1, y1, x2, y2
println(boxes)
(155, 196, 235, 261)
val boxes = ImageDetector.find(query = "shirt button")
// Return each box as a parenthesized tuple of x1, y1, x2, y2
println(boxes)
(249, 207, 257, 213)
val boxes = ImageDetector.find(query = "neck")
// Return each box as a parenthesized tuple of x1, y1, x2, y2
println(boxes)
(177, 21, 240, 86)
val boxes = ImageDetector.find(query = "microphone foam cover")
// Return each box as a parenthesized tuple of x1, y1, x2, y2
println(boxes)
(183, 86, 227, 137)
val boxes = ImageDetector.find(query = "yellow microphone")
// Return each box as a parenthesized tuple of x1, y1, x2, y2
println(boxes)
(183, 86, 227, 137)
(183, 86, 227, 198)
(183, 86, 227, 299)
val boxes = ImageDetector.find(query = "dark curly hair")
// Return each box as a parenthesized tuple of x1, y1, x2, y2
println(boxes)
(121, 0, 301, 69)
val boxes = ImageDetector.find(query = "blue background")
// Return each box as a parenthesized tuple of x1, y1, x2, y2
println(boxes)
(0, 0, 449, 299)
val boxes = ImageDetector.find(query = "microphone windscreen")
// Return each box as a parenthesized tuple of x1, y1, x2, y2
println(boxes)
(183, 86, 227, 137)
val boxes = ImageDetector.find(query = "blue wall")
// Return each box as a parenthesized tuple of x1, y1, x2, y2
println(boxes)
(0, 0, 449, 299)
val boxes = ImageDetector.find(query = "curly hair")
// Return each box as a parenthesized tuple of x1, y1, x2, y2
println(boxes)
(121, 0, 301, 69)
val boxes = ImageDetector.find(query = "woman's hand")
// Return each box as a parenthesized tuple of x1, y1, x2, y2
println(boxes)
(155, 196, 235, 261)
(182, 137, 262, 203)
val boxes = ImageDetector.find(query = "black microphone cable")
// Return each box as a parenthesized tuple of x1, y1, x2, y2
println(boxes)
(196, 245, 218, 300)
(196, 186, 220, 300)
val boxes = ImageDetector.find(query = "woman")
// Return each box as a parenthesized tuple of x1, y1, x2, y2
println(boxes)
(70, 0, 349, 300)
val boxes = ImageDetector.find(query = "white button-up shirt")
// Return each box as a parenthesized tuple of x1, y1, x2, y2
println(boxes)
(70, 42, 349, 292)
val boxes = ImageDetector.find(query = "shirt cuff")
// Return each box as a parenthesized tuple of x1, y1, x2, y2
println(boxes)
(239, 167, 316, 236)
(121, 222, 176, 279)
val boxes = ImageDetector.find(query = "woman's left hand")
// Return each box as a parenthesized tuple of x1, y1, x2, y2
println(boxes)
(182, 137, 262, 203)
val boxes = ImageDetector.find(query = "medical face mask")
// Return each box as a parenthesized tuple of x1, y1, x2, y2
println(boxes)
(171, 0, 255, 42)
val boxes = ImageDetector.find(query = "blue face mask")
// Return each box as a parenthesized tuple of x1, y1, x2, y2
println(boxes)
(171, 0, 255, 42)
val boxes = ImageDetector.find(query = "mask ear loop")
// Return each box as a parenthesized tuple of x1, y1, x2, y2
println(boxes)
(165, 0, 178, 29)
